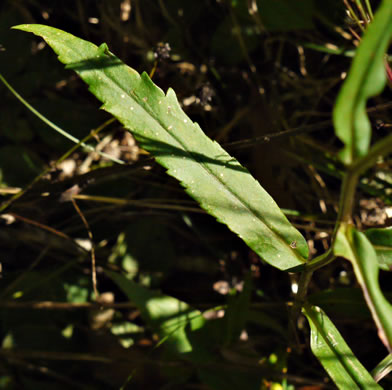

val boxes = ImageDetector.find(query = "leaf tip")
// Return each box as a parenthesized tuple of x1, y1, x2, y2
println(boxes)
(11, 24, 30, 31)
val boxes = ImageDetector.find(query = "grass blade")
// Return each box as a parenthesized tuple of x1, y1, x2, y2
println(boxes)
(371, 353, 392, 383)
(303, 304, 382, 389)
(333, 0, 392, 165)
(334, 226, 392, 351)
(106, 270, 205, 355)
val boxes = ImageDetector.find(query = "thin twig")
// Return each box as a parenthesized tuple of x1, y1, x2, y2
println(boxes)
(71, 199, 99, 299)
(224, 120, 331, 150)
(0, 300, 135, 310)
(8, 213, 71, 240)
(223, 101, 392, 151)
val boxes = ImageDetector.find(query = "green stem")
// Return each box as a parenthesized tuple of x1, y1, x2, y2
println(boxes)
(305, 248, 336, 272)
(306, 126, 392, 298)
(289, 269, 313, 349)
(351, 132, 392, 174)
(332, 132, 392, 242)
(364, 0, 374, 20)
(0, 118, 116, 213)
(0, 72, 124, 165)
(344, 0, 366, 31)
(334, 168, 360, 232)
(354, 0, 370, 26)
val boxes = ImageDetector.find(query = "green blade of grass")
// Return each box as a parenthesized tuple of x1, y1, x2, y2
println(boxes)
(371, 353, 392, 383)
(334, 226, 392, 351)
(333, 0, 392, 165)
(106, 270, 205, 355)
(12, 24, 309, 271)
(303, 304, 382, 389)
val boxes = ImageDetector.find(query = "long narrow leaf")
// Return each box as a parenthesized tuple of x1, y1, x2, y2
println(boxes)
(106, 270, 205, 355)
(333, 0, 392, 165)
(303, 304, 382, 390)
(334, 226, 392, 351)
(13, 24, 308, 271)
(371, 353, 392, 383)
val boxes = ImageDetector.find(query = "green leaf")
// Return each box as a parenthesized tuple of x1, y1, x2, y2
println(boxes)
(333, 0, 392, 165)
(365, 227, 392, 271)
(13, 24, 308, 271)
(303, 304, 382, 390)
(334, 226, 392, 351)
(371, 353, 392, 383)
(106, 270, 205, 355)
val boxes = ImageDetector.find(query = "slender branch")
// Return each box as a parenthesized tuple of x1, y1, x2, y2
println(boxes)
(223, 102, 392, 151)
(71, 199, 99, 299)
(0, 300, 135, 310)
(224, 120, 331, 150)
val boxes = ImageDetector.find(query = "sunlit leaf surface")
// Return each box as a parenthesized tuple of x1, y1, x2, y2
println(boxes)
(303, 304, 382, 389)
(13, 24, 309, 271)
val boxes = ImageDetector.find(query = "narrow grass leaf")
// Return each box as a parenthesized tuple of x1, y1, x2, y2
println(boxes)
(106, 270, 205, 355)
(13, 24, 308, 271)
(371, 353, 392, 383)
(334, 226, 392, 351)
(333, 0, 392, 165)
(303, 304, 382, 390)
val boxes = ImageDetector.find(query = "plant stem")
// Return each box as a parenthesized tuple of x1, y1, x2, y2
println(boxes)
(0, 118, 116, 213)
(0, 72, 124, 165)
(332, 132, 392, 243)
(344, 0, 366, 32)
(289, 269, 313, 349)
(364, 0, 374, 20)
(354, 0, 370, 26)
(305, 248, 336, 272)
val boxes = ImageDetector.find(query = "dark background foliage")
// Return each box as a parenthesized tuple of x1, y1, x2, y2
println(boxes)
(0, 1, 391, 389)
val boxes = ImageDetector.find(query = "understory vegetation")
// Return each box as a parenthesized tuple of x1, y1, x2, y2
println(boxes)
(1, 1, 392, 389)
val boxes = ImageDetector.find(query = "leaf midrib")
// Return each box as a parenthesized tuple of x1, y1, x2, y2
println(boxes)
(95, 62, 300, 259)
